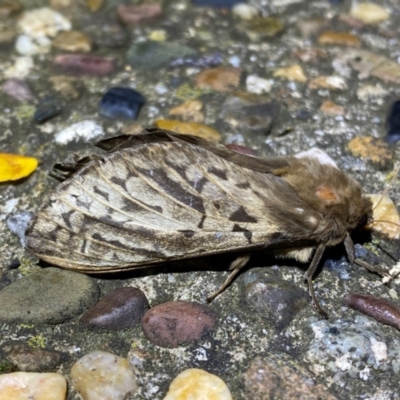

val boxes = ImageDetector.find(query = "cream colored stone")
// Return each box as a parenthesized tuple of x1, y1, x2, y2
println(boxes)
(309, 76, 347, 90)
(273, 65, 307, 82)
(246, 75, 273, 94)
(350, 3, 389, 25)
(163, 368, 232, 400)
(71, 351, 138, 400)
(368, 194, 400, 239)
(0, 372, 67, 400)
(232, 4, 259, 20)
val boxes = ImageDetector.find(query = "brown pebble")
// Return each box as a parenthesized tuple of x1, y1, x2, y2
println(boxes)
(320, 100, 345, 116)
(141, 301, 217, 348)
(52, 31, 92, 53)
(80, 287, 149, 330)
(346, 293, 400, 331)
(54, 54, 115, 76)
(318, 31, 361, 47)
(194, 66, 241, 92)
(117, 3, 162, 25)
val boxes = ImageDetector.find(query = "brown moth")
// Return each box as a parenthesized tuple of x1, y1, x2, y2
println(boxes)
(25, 129, 390, 317)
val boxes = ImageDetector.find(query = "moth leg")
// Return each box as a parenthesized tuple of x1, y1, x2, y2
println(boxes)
(304, 244, 328, 319)
(206, 255, 251, 302)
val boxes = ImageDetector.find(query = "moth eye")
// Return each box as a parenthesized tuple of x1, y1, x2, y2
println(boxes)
(356, 214, 369, 230)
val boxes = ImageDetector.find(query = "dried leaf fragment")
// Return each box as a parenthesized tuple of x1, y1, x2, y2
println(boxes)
(368, 194, 400, 239)
(0, 153, 38, 182)
(155, 120, 221, 141)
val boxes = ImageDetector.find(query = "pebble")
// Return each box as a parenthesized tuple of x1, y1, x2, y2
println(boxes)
(194, 66, 241, 92)
(127, 40, 196, 69)
(242, 268, 309, 330)
(245, 75, 273, 94)
(141, 301, 217, 348)
(244, 355, 338, 400)
(309, 75, 347, 90)
(368, 194, 400, 239)
(350, 3, 389, 25)
(52, 31, 92, 53)
(54, 120, 104, 144)
(169, 53, 223, 69)
(0, 267, 99, 324)
(117, 3, 162, 25)
(385, 100, 400, 144)
(319, 100, 345, 116)
(18, 7, 71, 38)
(0, 372, 67, 400)
(0, 341, 62, 372)
(357, 84, 387, 103)
(4, 56, 34, 79)
(34, 96, 63, 123)
(84, 23, 128, 48)
(232, 4, 259, 20)
(155, 120, 221, 141)
(163, 368, 232, 400)
(273, 64, 307, 82)
(0, 2, 22, 18)
(347, 136, 393, 169)
(15, 34, 51, 55)
(99, 87, 145, 120)
(49, 75, 82, 101)
(2, 79, 36, 102)
(6, 212, 33, 245)
(80, 287, 149, 330)
(54, 54, 115, 76)
(238, 17, 284, 40)
(71, 351, 138, 400)
(318, 31, 361, 47)
(296, 17, 329, 38)
(168, 100, 204, 122)
(87, 0, 102, 12)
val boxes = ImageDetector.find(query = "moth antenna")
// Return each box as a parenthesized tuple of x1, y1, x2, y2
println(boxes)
(372, 164, 400, 212)
(372, 219, 400, 229)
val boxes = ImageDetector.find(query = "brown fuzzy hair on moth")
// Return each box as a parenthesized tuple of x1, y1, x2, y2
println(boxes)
(25, 129, 392, 318)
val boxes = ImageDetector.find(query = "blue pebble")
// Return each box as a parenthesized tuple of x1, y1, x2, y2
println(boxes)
(386, 100, 400, 144)
(99, 87, 145, 120)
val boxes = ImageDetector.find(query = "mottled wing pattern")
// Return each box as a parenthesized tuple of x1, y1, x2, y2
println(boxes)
(26, 141, 314, 272)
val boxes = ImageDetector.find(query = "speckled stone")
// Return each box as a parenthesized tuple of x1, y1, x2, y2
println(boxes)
(117, 3, 162, 25)
(194, 66, 241, 92)
(52, 31, 92, 53)
(54, 54, 115, 76)
(0, 372, 67, 400)
(71, 351, 137, 400)
(0, 267, 99, 324)
(34, 96, 63, 123)
(164, 368, 232, 400)
(80, 287, 149, 330)
(142, 301, 217, 348)
(2, 79, 36, 102)
(84, 23, 128, 48)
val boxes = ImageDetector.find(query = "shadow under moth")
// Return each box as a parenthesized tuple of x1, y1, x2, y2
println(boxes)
(25, 129, 394, 317)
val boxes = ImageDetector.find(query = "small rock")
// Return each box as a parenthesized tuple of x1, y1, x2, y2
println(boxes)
(296, 17, 329, 38)
(168, 100, 204, 122)
(273, 64, 307, 82)
(71, 351, 137, 400)
(242, 268, 309, 330)
(169, 53, 223, 69)
(294, 48, 328, 63)
(164, 369, 232, 400)
(238, 17, 284, 40)
(347, 136, 393, 169)
(54, 54, 114, 77)
(0, 267, 99, 324)
(15, 34, 51, 55)
(49, 76, 82, 101)
(6, 212, 33, 246)
(225, 144, 257, 156)
(80, 287, 149, 330)
(117, 3, 162, 25)
(148, 29, 166, 42)
(84, 23, 128, 48)
(194, 66, 241, 92)
(5, 56, 34, 79)
(99, 87, 145, 120)
(357, 84, 387, 102)
(385, 100, 400, 144)
(2, 79, 36, 102)
(127, 40, 196, 69)
(320, 100, 345, 116)
(368, 194, 400, 239)
(350, 3, 389, 25)
(52, 31, 92, 53)
(246, 75, 273, 94)
(0, 342, 62, 372)
(155, 120, 221, 141)
(34, 96, 63, 123)
(18, 7, 71, 38)
(0, 372, 67, 400)
(87, 0, 102, 12)
(54, 120, 104, 144)
(318, 31, 361, 47)
(309, 76, 347, 90)
(141, 301, 217, 348)
(0, 2, 22, 19)
(232, 4, 259, 20)
(244, 355, 338, 400)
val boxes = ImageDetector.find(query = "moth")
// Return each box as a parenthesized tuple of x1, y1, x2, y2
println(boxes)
(25, 129, 390, 317)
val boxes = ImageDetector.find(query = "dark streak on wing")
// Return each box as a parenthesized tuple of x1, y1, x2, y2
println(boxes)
(229, 206, 258, 223)
(178, 229, 195, 238)
(93, 185, 110, 201)
(208, 166, 228, 180)
(110, 176, 128, 191)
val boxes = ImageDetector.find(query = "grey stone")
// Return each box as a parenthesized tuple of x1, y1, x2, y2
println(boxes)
(0, 267, 99, 324)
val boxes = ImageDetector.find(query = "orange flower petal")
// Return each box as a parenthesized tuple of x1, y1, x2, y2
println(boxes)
(0, 153, 38, 182)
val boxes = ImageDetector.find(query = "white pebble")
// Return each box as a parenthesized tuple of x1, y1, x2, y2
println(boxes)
(232, 4, 259, 20)
(71, 351, 138, 400)
(15, 34, 51, 55)
(4, 56, 34, 79)
(228, 55, 241, 68)
(163, 368, 232, 400)
(0, 372, 67, 400)
(246, 75, 273, 94)
(54, 121, 104, 144)
(295, 148, 338, 169)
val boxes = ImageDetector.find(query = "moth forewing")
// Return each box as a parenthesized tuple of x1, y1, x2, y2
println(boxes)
(25, 129, 385, 316)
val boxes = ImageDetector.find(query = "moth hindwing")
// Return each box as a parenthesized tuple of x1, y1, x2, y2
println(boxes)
(26, 129, 377, 316)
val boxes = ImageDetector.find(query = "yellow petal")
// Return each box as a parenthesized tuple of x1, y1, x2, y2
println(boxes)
(155, 120, 221, 141)
(0, 153, 38, 182)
